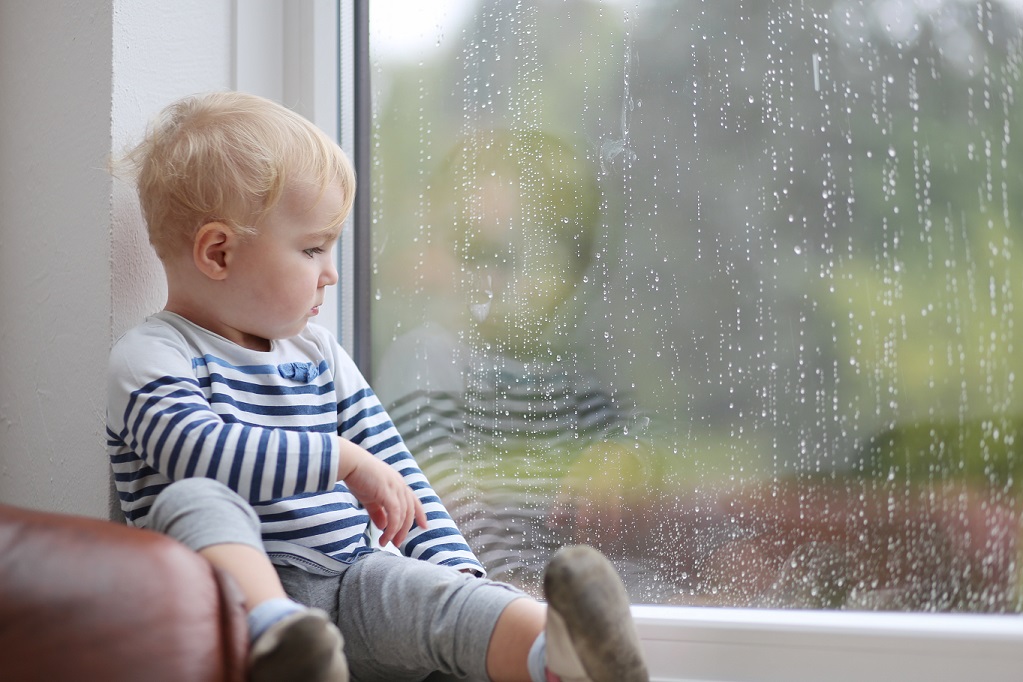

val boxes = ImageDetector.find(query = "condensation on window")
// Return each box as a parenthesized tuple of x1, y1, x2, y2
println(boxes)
(369, 0, 1023, 611)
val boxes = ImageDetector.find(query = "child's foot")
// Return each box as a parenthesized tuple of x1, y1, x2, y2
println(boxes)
(248, 607, 348, 682)
(543, 545, 649, 682)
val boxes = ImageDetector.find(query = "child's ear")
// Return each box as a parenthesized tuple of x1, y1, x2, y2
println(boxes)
(193, 222, 235, 280)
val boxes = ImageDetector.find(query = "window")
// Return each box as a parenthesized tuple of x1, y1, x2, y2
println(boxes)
(366, 0, 1023, 610)
(360, 0, 1023, 678)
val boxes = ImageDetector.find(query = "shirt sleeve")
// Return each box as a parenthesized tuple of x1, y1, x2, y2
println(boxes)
(107, 325, 341, 505)
(327, 335, 486, 575)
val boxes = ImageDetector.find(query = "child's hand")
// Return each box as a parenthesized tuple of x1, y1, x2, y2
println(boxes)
(335, 438, 428, 548)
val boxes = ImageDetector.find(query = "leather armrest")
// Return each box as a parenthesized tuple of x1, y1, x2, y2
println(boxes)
(0, 503, 248, 682)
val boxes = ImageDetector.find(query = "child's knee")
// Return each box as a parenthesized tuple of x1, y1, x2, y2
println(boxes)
(150, 477, 260, 537)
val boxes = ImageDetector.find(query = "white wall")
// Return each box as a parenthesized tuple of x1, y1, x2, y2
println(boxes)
(0, 0, 234, 519)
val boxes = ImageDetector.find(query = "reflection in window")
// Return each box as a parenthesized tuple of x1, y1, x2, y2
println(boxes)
(369, 0, 1023, 611)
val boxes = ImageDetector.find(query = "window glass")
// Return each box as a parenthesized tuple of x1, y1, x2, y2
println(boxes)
(369, 0, 1023, 611)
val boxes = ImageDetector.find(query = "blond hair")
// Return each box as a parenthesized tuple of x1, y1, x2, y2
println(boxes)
(122, 91, 356, 260)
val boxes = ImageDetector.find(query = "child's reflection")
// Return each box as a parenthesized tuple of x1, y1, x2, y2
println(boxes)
(375, 128, 665, 598)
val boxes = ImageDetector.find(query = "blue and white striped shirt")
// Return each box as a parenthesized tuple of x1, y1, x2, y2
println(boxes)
(106, 311, 483, 575)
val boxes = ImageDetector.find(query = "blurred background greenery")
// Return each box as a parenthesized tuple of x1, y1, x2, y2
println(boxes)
(369, 0, 1023, 610)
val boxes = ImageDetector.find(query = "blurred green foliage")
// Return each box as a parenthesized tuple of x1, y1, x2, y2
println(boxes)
(370, 0, 1023, 609)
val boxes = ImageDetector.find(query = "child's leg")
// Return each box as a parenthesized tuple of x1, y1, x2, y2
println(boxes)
(538, 545, 648, 682)
(334, 550, 527, 681)
(332, 546, 646, 682)
(486, 598, 545, 682)
(200, 543, 288, 608)
(487, 545, 649, 682)
(148, 478, 347, 682)
(148, 478, 289, 611)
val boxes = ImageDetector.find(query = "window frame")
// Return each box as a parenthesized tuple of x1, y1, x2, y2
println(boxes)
(247, 3, 1023, 680)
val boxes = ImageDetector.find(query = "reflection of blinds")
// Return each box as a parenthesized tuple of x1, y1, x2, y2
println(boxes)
(386, 368, 631, 593)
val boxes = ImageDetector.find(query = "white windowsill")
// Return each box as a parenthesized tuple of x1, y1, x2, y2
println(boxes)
(633, 604, 1023, 681)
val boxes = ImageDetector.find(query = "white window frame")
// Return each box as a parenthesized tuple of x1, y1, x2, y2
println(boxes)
(237, 3, 1023, 680)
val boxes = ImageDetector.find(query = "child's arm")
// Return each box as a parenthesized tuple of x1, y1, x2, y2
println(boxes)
(335, 437, 428, 548)
(328, 335, 485, 574)
(108, 329, 341, 508)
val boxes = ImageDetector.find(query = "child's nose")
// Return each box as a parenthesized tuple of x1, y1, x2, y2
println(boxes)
(321, 260, 339, 287)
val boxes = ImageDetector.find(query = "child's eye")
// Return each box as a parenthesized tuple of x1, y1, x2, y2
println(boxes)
(304, 247, 325, 257)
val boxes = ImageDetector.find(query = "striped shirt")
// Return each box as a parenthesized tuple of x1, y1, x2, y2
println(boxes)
(106, 311, 482, 575)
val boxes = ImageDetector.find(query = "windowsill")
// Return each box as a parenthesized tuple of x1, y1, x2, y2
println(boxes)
(633, 604, 1023, 681)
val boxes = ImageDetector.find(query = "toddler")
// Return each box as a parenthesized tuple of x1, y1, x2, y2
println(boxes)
(107, 90, 648, 682)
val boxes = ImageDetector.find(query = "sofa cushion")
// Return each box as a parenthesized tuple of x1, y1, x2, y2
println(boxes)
(0, 503, 247, 682)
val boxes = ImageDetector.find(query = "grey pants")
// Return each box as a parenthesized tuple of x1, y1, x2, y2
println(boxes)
(149, 478, 526, 682)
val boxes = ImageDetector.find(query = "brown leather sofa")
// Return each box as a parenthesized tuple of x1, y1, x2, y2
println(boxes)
(0, 502, 248, 682)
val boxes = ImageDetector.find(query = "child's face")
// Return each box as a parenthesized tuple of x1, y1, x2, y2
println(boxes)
(218, 183, 343, 350)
